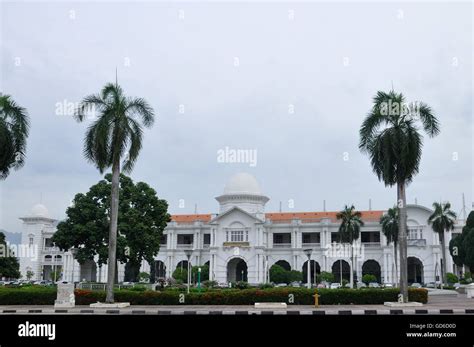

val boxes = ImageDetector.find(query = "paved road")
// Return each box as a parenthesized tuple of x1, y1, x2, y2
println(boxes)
(0, 293, 472, 315)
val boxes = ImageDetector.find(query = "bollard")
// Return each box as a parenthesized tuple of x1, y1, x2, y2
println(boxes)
(314, 293, 320, 308)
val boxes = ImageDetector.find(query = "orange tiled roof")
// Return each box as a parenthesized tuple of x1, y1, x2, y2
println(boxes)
(265, 210, 385, 222)
(170, 210, 385, 224)
(171, 214, 212, 223)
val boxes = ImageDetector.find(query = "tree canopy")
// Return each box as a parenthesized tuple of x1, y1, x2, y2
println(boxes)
(52, 174, 170, 268)
(0, 232, 20, 279)
(449, 211, 474, 270)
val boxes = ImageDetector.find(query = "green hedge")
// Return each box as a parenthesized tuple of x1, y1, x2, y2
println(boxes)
(0, 287, 428, 305)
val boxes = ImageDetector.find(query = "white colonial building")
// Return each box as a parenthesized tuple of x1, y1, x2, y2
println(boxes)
(19, 173, 465, 285)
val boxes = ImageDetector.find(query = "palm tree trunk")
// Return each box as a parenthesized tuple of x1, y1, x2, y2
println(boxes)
(106, 160, 120, 303)
(440, 232, 447, 286)
(350, 242, 354, 288)
(397, 182, 408, 302)
(394, 242, 398, 284)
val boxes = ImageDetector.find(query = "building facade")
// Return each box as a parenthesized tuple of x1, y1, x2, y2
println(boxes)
(19, 173, 465, 285)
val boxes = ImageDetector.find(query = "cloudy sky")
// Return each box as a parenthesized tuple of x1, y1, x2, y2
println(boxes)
(1, 1, 472, 234)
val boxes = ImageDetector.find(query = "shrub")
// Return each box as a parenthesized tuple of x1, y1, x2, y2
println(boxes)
(362, 274, 377, 285)
(445, 273, 458, 284)
(172, 268, 187, 283)
(258, 283, 275, 289)
(320, 271, 335, 283)
(138, 272, 150, 282)
(269, 264, 288, 284)
(0, 286, 428, 305)
(288, 270, 303, 283)
(234, 281, 249, 289)
(202, 280, 218, 289)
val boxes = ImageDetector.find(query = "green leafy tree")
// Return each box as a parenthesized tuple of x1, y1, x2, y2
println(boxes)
(320, 271, 335, 283)
(269, 264, 288, 283)
(362, 274, 377, 285)
(337, 205, 364, 288)
(380, 207, 399, 283)
(26, 270, 34, 280)
(0, 232, 20, 279)
(0, 95, 29, 179)
(74, 82, 155, 303)
(428, 202, 457, 285)
(288, 270, 302, 283)
(359, 90, 440, 301)
(450, 212, 474, 274)
(172, 268, 187, 283)
(52, 174, 170, 282)
(445, 273, 458, 284)
(138, 272, 150, 282)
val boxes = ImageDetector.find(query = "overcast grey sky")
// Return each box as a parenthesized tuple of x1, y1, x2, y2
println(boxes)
(0, 1, 472, 234)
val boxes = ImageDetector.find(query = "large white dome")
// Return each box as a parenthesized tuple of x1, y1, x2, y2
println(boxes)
(31, 204, 49, 218)
(223, 173, 262, 195)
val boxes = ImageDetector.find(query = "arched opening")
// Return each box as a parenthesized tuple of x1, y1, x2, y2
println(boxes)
(150, 260, 166, 282)
(124, 262, 141, 282)
(302, 260, 320, 284)
(275, 260, 291, 271)
(227, 258, 247, 282)
(176, 260, 190, 270)
(332, 260, 350, 283)
(80, 259, 97, 282)
(408, 257, 424, 284)
(362, 260, 382, 283)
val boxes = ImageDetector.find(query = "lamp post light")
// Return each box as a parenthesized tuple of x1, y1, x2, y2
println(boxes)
(184, 249, 192, 294)
(304, 249, 313, 289)
(71, 248, 78, 285)
(198, 267, 201, 292)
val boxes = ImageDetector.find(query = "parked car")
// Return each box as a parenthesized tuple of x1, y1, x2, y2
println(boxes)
(330, 283, 341, 289)
(275, 283, 287, 287)
(425, 282, 435, 288)
(33, 280, 48, 286)
(317, 283, 326, 288)
(410, 283, 422, 288)
(383, 283, 393, 288)
(369, 282, 380, 288)
(356, 282, 367, 288)
(290, 282, 300, 287)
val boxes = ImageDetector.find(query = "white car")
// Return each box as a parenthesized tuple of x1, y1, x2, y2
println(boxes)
(369, 282, 380, 288)
(410, 283, 422, 288)
(383, 283, 393, 288)
(330, 283, 341, 289)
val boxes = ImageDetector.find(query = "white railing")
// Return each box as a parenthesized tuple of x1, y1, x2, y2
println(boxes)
(273, 243, 292, 248)
(176, 244, 193, 249)
(43, 247, 61, 252)
(408, 239, 426, 247)
(302, 243, 320, 248)
(362, 242, 381, 248)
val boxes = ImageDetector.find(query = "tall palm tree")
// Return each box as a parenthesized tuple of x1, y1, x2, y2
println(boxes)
(380, 207, 399, 284)
(337, 205, 364, 288)
(75, 83, 154, 303)
(0, 95, 29, 179)
(428, 202, 457, 286)
(359, 90, 440, 301)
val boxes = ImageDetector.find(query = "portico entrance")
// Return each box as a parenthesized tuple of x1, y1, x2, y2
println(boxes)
(227, 258, 248, 282)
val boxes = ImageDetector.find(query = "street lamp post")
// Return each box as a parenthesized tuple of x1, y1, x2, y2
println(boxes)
(304, 249, 313, 289)
(184, 250, 192, 294)
(198, 267, 201, 292)
(71, 248, 78, 285)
